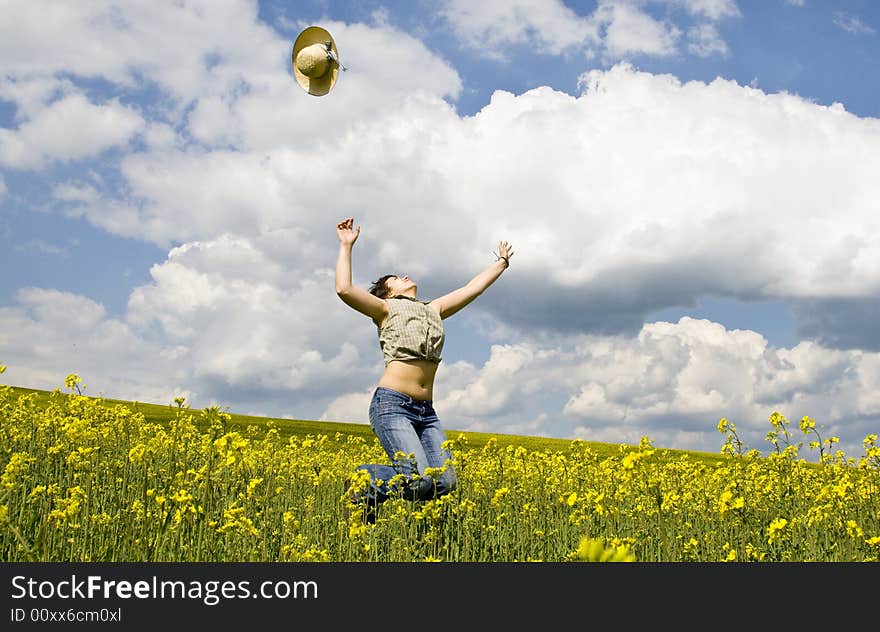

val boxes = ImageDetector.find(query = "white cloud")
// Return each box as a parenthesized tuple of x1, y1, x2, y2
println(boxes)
(515, 318, 877, 457)
(320, 388, 375, 424)
(0, 92, 144, 168)
(687, 23, 730, 57)
(0, 4, 464, 171)
(786, 0, 805, 7)
(439, 0, 740, 61)
(439, 0, 600, 58)
(833, 12, 876, 36)
(439, 344, 541, 416)
(597, 1, 681, 59)
(4, 270, 878, 459)
(125, 234, 378, 398)
(675, 0, 740, 21)
(0, 288, 187, 404)
(0, 76, 71, 120)
(0, 0, 282, 105)
(24, 10, 877, 320)
(53, 61, 880, 335)
(0, 244, 380, 418)
(318, 317, 880, 458)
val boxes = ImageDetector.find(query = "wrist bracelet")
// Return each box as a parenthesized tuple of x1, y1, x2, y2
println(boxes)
(492, 251, 510, 268)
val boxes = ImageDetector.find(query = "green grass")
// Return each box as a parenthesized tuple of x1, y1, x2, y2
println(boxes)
(6, 385, 729, 467)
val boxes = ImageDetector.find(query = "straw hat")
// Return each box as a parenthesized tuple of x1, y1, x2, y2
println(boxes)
(292, 26, 341, 96)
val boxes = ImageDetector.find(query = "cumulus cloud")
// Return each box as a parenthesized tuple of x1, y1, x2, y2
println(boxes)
(0, 92, 144, 169)
(0, 288, 186, 404)
(17, 43, 880, 450)
(420, 66, 880, 334)
(37, 56, 880, 359)
(317, 317, 880, 457)
(675, 0, 740, 21)
(4, 282, 877, 458)
(598, 1, 681, 59)
(320, 388, 375, 424)
(22, 6, 874, 343)
(439, 0, 600, 58)
(439, 0, 739, 61)
(0, 0, 282, 105)
(0, 244, 381, 419)
(125, 234, 381, 408)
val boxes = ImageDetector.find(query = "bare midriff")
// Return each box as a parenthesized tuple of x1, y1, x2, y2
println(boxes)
(377, 358, 440, 401)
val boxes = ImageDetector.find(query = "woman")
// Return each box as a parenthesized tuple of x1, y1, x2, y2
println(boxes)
(334, 217, 513, 520)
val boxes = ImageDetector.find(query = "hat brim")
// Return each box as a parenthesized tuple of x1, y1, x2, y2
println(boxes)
(292, 26, 340, 97)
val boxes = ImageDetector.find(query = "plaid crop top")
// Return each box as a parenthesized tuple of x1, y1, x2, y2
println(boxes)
(377, 296, 445, 366)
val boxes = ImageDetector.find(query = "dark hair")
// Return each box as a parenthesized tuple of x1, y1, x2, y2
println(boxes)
(368, 274, 395, 299)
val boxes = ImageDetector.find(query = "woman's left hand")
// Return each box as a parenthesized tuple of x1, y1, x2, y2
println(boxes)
(497, 240, 514, 265)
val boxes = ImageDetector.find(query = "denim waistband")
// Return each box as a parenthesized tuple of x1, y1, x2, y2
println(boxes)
(373, 386, 433, 406)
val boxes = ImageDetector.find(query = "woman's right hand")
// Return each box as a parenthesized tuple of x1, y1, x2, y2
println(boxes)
(336, 217, 360, 246)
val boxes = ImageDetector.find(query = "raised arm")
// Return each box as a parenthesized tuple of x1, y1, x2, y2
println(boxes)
(335, 217, 388, 323)
(430, 240, 514, 319)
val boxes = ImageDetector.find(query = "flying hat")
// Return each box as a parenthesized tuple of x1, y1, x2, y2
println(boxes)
(292, 25, 343, 96)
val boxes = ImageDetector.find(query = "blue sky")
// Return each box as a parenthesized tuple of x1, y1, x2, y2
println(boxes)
(1, 0, 879, 459)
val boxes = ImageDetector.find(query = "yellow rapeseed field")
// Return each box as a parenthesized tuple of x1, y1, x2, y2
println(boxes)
(1, 365, 878, 562)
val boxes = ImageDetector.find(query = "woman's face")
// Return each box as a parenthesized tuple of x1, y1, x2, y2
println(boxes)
(385, 274, 416, 297)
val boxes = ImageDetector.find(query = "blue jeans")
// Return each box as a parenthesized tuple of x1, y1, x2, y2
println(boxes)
(353, 387, 457, 505)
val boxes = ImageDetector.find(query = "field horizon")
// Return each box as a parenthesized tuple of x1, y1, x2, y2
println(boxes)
(5, 382, 730, 466)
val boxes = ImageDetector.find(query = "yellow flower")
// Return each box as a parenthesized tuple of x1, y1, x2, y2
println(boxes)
(768, 518, 788, 544)
(48, 486, 87, 528)
(576, 536, 636, 562)
(424, 466, 447, 480)
(2, 452, 35, 490)
(722, 543, 737, 562)
(128, 444, 146, 463)
(745, 543, 766, 561)
(65, 373, 82, 390)
(348, 522, 368, 539)
(214, 431, 249, 465)
(216, 503, 258, 536)
(799, 416, 815, 433)
(170, 489, 193, 504)
(246, 477, 264, 497)
(846, 520, 864, 539)
(491, 487, 510, 507)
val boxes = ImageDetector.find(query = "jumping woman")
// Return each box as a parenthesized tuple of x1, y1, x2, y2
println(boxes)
(334, 217, 513, 520)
